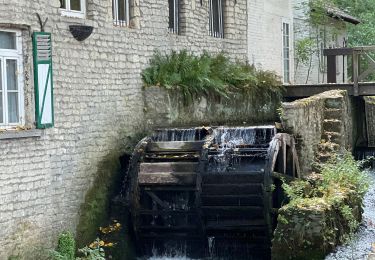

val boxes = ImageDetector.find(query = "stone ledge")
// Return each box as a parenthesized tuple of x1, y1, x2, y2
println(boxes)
(0, 129, 44, 140)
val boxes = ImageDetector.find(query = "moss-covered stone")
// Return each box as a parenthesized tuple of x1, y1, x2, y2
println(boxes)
(272, 179, 363, 260)
(75, 152, 122, 248)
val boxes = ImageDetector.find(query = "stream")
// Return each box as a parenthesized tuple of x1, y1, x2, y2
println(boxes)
(326, 171, 375, 260)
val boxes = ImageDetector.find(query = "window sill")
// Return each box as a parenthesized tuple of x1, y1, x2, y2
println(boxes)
(60, 10, 86, 19)
(0, 129, 44, 140)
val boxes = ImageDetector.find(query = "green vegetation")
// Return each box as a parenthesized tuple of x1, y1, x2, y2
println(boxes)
(50, 231, 76, 260)
(141, 50, 284, 105)
(272, 153, 369, 259)
(283, 153, 368, 210)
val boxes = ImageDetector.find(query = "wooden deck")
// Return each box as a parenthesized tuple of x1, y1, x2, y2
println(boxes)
(284, 82, 375, 98)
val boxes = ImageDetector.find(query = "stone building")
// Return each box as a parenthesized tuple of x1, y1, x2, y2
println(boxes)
(0, 0, 358, 257)
(293, 0, 360, 84)
(0, 0, 248, 258)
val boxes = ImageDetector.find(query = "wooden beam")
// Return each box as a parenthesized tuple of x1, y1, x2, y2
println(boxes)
(138, 172, 197, 185)
(284, 83, 375, 97)
(327, 55, 337, 83)
(323, 48, 354, 56)
(353, 52, 359, 96)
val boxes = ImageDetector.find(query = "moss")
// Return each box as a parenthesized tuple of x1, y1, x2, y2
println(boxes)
(75, 152, 122, 248)
(272, 153, 368, 259)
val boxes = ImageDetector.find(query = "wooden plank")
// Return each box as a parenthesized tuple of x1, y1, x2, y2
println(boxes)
(147, 141, 205, 152)
(138, 172, 197, 185)
(202, 206, 264, 217)
(139, 225, 198, 231)
(202, 184, 263, 195)
(206, 219, 266, 227)
(323, 48, 354, 56)
(201, 195, 264, 206)
(327, 55, 337, 83)
(353, 52, 359, 96)
(202, 172, 264, 184)
(140, 162, 198, 173)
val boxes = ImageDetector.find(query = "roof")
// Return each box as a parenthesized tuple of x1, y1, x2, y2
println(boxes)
(325, 6, 361, 25)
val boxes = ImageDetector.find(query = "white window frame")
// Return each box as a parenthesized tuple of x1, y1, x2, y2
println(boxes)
(282, 22, 291, 84)
(113, 0, 130, 27)
(168, 0, 180, 34)
(209, 0, 224, 38)
(60, 0, 86, 19)
(0, 29, 24, 128)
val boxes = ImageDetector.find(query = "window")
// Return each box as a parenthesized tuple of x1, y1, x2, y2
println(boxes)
(282, 23, 290, 83)
(0, 30, 23, 127)
(113, 0, 130, 27)
(209, 0, 224, 38)
(169, 0, 180, 34)
(60, 0, 85, 18)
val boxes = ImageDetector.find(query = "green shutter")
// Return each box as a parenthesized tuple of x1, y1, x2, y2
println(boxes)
(33, 32, 54, 129)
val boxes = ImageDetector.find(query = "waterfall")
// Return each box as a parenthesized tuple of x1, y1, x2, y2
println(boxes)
(151, 128, 202, 142)
(208, 126, 276, 173)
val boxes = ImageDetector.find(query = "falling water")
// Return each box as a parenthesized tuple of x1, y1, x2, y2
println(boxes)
(151, 128, 203, 142)
(208, 126, 276, 173)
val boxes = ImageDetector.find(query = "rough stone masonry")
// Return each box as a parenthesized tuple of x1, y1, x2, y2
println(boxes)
(0, 0, 247, 257)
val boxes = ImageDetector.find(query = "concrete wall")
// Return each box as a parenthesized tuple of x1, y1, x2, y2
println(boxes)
(0, 0, 247, 257)
(247, 0, 294, 81)
(144, 86, 278, 128)
(281, 90, 353, 174)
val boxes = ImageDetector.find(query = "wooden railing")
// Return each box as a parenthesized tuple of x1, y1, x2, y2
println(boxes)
(324, 46, 375, 96)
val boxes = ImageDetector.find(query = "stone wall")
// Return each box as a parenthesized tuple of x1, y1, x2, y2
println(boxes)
(281, 90, 353, 174)
(0, 0, 247, 258)
(144, 86, 279, 128)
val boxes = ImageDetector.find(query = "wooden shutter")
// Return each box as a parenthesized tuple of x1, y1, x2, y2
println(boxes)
(33, 32, 54, 129)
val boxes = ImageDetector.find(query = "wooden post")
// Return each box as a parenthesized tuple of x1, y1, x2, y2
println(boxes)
(327, 55, 337, 83)
(353, 52, 359, 96)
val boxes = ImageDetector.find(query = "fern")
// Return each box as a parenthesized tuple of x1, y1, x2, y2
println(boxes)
(141, 50, 283, 105)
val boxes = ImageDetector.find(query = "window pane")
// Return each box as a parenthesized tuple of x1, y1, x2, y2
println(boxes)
(169, 0, 175, 30)
(6, 60, 18, 91)
(70, 0, 81, 11)
(60, 0, 66, 8)
(7, 92, 19, 123)
(118, 0, 126, 21)
(0, 31, 16, 50)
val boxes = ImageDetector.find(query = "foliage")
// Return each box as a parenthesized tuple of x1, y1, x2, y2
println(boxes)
(283, 153, 368, 207)
(273, 153, 369, 258)
(76, 239, 105, 260)
(295, 38, 316, 66)
(282, 152, 369, 241)
(50, 231, 76, 260)
(141, 50, 284, 105)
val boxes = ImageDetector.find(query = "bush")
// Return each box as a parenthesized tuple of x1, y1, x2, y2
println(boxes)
(141, 50, 284, 105)
(50, 231, 76, 260)
(283, 153, 369, 208)
(272, 153, 370, 259)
